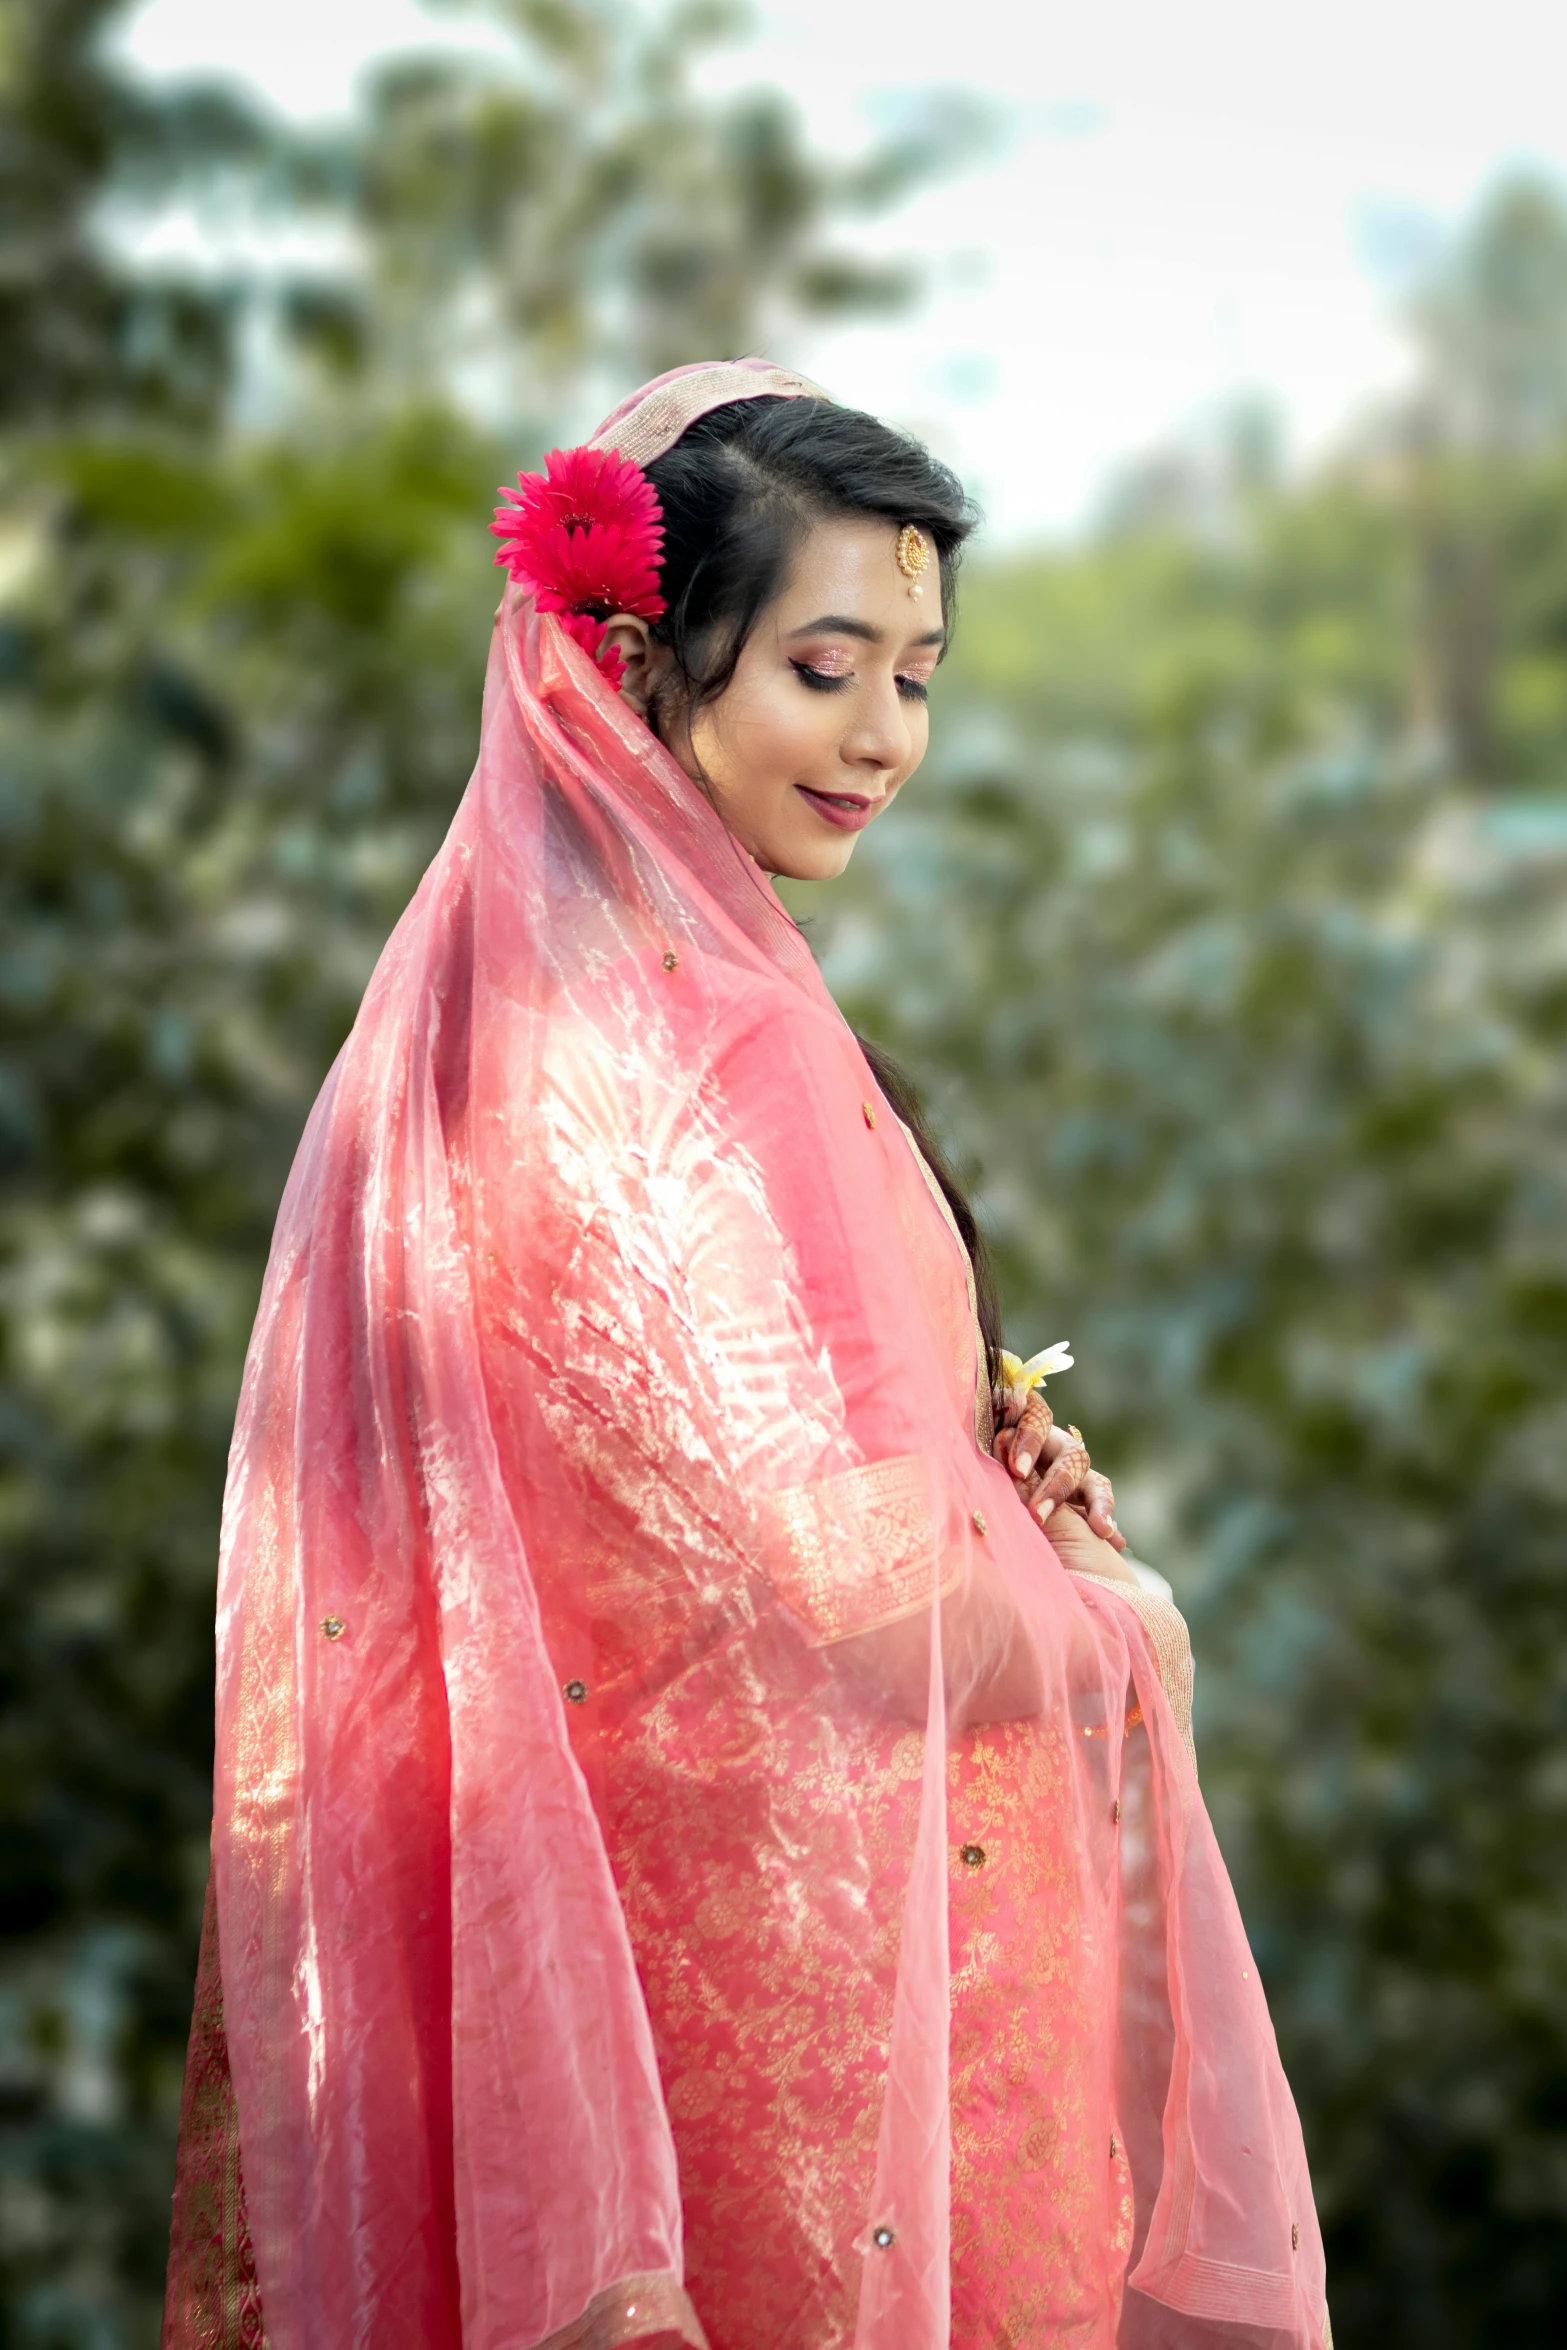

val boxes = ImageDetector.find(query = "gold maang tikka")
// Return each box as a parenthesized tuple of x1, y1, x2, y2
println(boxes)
(895, 523, 930, 600)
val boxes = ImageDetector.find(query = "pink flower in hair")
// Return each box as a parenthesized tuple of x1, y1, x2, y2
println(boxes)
(491, 445, 666, 621)
(556, 609, 627, 692)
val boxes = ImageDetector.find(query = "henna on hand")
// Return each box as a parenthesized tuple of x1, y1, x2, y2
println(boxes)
(992, 1395, 1126, 1551)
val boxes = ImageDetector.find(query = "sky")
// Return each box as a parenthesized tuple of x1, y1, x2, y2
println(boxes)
(116, 0, 1567, 540)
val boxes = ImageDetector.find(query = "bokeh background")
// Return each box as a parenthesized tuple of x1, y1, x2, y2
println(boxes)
(3, 2, 1566, 2343)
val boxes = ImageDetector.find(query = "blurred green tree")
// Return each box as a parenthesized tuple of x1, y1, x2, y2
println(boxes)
(342, 0, 948, 410)
(1414, 176, 1567, 456)
(0, 0, 259, 425)
(786, 173, 1567, 2350)
(0, 2, 949, 2338)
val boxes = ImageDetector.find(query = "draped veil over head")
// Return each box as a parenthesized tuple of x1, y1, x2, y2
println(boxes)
(164, 363, 1330, 2350)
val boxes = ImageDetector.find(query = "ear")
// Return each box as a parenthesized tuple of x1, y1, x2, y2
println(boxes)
(599, 614, 669, 716)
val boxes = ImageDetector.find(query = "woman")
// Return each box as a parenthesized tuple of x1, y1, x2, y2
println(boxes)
(164, 360, 1330, 2350)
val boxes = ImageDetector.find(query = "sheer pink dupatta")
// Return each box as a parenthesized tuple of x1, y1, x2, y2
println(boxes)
(188, 372, 1328, 2350)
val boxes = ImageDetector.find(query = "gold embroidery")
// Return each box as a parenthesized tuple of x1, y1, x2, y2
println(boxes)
(1070, 1570, 1197, 1772)
(1078, 1702, 1144, 1741)
(534, 2271, 708, 2350)
(946, 1716, 1125, 2340)
(590, 362, 833, 471)
(760, 1454, 950, 1646)
(161, 1873, 269, 2350)
(609, 1686, 922, 2350)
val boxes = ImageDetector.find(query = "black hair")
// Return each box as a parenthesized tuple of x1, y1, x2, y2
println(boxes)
(647, 393, 1001, 1386)
(643, 394, 977, 711)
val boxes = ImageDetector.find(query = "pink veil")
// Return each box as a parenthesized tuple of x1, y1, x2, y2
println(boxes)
(166, 366, 1329, 2350)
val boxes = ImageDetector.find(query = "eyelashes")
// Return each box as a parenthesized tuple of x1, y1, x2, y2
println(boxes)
(789, 661, 846, 694)
(790, 660, 931, 703)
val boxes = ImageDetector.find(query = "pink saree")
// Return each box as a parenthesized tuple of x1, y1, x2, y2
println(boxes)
(163, 420, 1329, 2350)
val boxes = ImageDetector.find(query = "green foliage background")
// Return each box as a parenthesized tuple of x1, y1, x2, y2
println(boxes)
(2, 3, 1565, 2343)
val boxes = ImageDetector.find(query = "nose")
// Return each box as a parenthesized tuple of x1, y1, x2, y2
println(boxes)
(840, 675, 916, 776)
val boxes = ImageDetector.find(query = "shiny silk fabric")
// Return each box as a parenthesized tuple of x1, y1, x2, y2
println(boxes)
(166, 589, 1330, 2350)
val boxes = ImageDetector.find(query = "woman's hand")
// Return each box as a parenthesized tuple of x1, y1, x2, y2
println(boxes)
(1036, 1495, 1142, 1586)
(993, 1386, 1126, 1551)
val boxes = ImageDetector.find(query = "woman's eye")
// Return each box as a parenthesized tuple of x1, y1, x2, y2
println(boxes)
(790, 660, 850, 693)
(896, 675, 931, 703)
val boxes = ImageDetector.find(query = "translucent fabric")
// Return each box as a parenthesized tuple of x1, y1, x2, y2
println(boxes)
(176, 589, 1329, 2350)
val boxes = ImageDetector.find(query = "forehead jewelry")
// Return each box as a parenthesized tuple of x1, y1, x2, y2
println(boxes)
(895, 523, 930, 600)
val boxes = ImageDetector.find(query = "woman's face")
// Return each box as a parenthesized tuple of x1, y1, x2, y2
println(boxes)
(610, 516, 946, 881)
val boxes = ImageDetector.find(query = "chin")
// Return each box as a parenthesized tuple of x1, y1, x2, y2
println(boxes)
(766, 832, 860, 884)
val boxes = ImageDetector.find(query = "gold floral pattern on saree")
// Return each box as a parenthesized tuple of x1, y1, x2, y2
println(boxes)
(946, 1720, 1133, 2347)
(606, 1674, 922, 2350)
(759, 1453, 954, 1646)
(604, 1658, 1135, 2350)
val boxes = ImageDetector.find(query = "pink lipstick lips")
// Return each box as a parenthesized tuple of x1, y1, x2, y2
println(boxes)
(795, 785, 882, 833)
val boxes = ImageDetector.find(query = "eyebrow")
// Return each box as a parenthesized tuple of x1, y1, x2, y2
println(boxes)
(787, 613, 948, 649)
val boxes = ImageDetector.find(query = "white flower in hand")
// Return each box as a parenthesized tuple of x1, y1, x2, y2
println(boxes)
(997, 1341, 1073, 1417)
